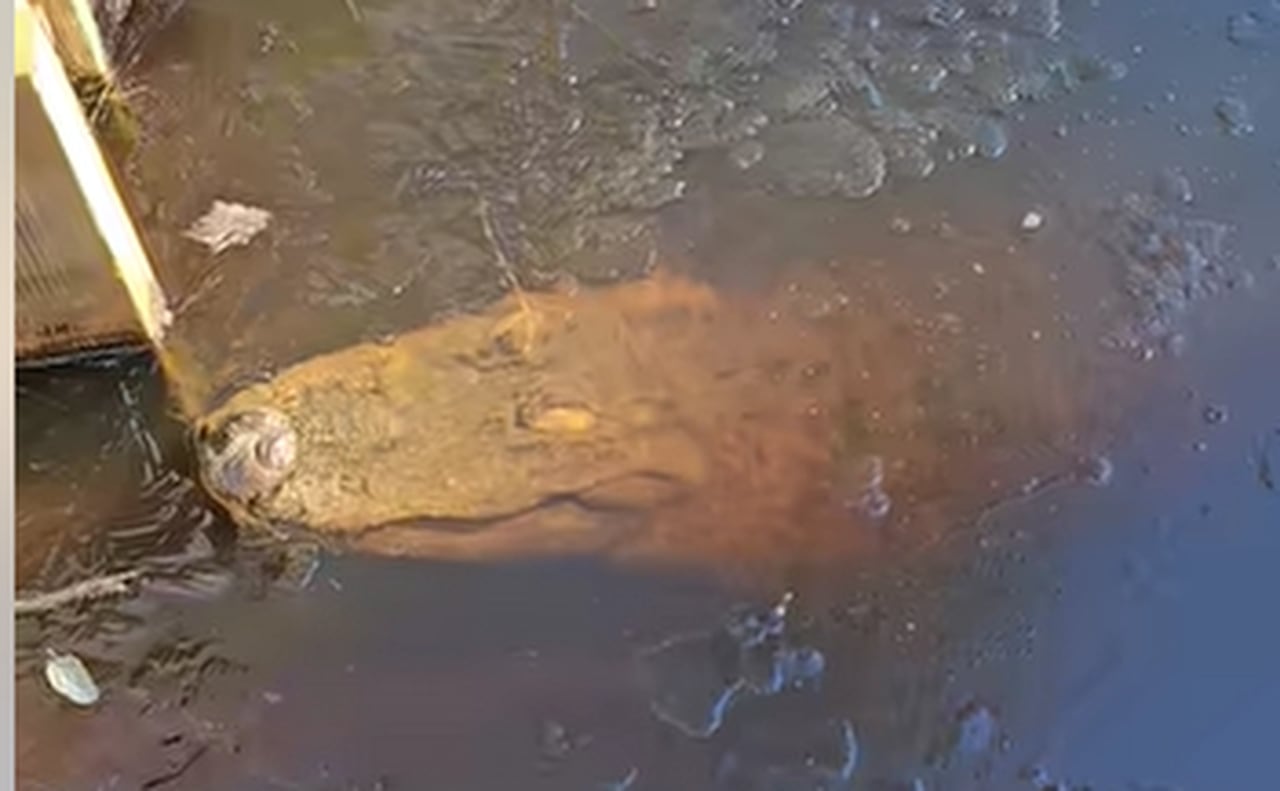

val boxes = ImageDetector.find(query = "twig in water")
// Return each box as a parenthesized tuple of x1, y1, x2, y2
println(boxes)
(477, 196, 543, 356)
(476, 196, 529, 302)
(909, 470, 1073, 559)
(343, 0, 363, 23)
(15, 570, 144, 616)
(141, 744, 210, 789)
(565, 0, 671, 90)
(171, 266, 226, 319)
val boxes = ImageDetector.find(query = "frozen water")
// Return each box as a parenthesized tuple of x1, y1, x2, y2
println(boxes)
(974, 117, 1010, 159)
(730, 139, 767, 170)
(640, 594, 823, 739)
(1227, 5, 1280, 46)
(1155, 169, 1194, 206)
(1076, 454, 1115, 488)
(1100, 191, 1234, 344)
(715, 710, 859, 791)
(1215, 96, 1256, 137)
(950, 701, 998, 758)
(639, 632, 743, 739)
(755, 119, 887, 200)
(1203, 404, 1229, 425)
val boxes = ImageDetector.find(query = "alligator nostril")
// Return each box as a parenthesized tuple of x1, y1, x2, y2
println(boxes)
(255, 430, 296, 471)
(198, 407, 297, 504)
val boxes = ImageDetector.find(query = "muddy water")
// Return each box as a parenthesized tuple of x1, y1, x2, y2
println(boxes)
(15, 0, 1280, 789)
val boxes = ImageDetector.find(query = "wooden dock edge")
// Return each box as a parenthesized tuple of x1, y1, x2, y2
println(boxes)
(15, 0, 172, 356)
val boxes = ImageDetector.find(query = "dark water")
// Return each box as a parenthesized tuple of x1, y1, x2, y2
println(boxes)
(15, 0, 1280, 788)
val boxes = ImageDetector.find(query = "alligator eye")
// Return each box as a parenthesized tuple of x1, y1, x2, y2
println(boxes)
(202, 414, 248, 455)
(194, 419, 233, 453)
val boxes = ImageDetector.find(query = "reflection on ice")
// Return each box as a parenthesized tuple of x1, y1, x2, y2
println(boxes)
(715, 703, 859, 791)
(1099, 185, 1235, 352)
(641, 631, 743, 739)
(639, 593, 825, 739)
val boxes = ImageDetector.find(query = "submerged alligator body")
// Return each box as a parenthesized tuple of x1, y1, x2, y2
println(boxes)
(194, 269, 1095, 570)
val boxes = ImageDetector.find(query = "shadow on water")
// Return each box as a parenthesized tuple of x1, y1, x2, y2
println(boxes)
(15, 0, 1280, 788)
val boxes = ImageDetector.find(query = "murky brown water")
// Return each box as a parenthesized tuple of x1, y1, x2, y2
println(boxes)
(15, 0, 1280, 788)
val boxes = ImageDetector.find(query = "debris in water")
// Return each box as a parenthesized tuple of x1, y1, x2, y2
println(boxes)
(253, 539, 323, 593)
(1227, 269, 1256, 291)
(144, 567, 236, 602)
(881, 780, 929, 791)
(184, 200, 273, 255)
(291, 546, 322, 591)
(974, 118, 1009, 160)
(44, 650, 101, 707)
(729, 139, 765, 171)
(1069, 53, 1128, 83)
(1163, 332, 1189, 358)
(769, 590, 796, 624)
(1227, 6, 1280, 46)
(1228, 12, 1266, 45)
(640, 592, 822, 738)
(1020, 210, 1045, 233)
(139, 742, 210, 789)
(924, 0, 966, 29)
(890, 216, 914, 235)
(1100, 191, 1233, 345)
(950, 701, 997, 757)
(837, 454, 893, 522)
(1076, 453, 1114, 487)
(15, 570, 143, 616)
(1255, 434, 1276, 492)
(1020, 764, 1056, 787)
(858, 486, 894, 521)
(755, 119, 887, 200)
(599, 767, 639, 790)
(1214, 96, 1255, 137)
(1154, 169, 1194, 205)
(715, 708, 859, 790)
(539, 719, 577, 761)
(1202, 404, 1229, 425)
(1017, 0, 1063, 38)
(640, 633, 743, 738)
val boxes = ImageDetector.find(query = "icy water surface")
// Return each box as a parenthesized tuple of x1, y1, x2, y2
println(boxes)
(15, 0, 1280, 788)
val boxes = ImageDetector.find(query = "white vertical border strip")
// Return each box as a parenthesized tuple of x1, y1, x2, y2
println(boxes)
(21, 0, 172, 347)
(4, 1, 20, 788)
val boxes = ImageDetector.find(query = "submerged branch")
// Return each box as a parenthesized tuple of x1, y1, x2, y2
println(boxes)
(14, 570, 145, 616)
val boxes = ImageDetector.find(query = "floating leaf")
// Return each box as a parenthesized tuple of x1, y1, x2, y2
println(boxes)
(44, 650, 101, 707)
(184, 200, 273, 255)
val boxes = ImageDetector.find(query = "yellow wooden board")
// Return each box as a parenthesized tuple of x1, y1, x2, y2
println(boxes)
(15, 0, 171, 362)
(15, 0, 34, 76)
(23, 0, 110, 78)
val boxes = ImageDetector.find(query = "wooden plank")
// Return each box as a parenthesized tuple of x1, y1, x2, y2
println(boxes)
(15, 0, 171, 361)
(16, 81, 141, 359)
(15, 0, 34, 76)
(28, 0, 110, 78)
